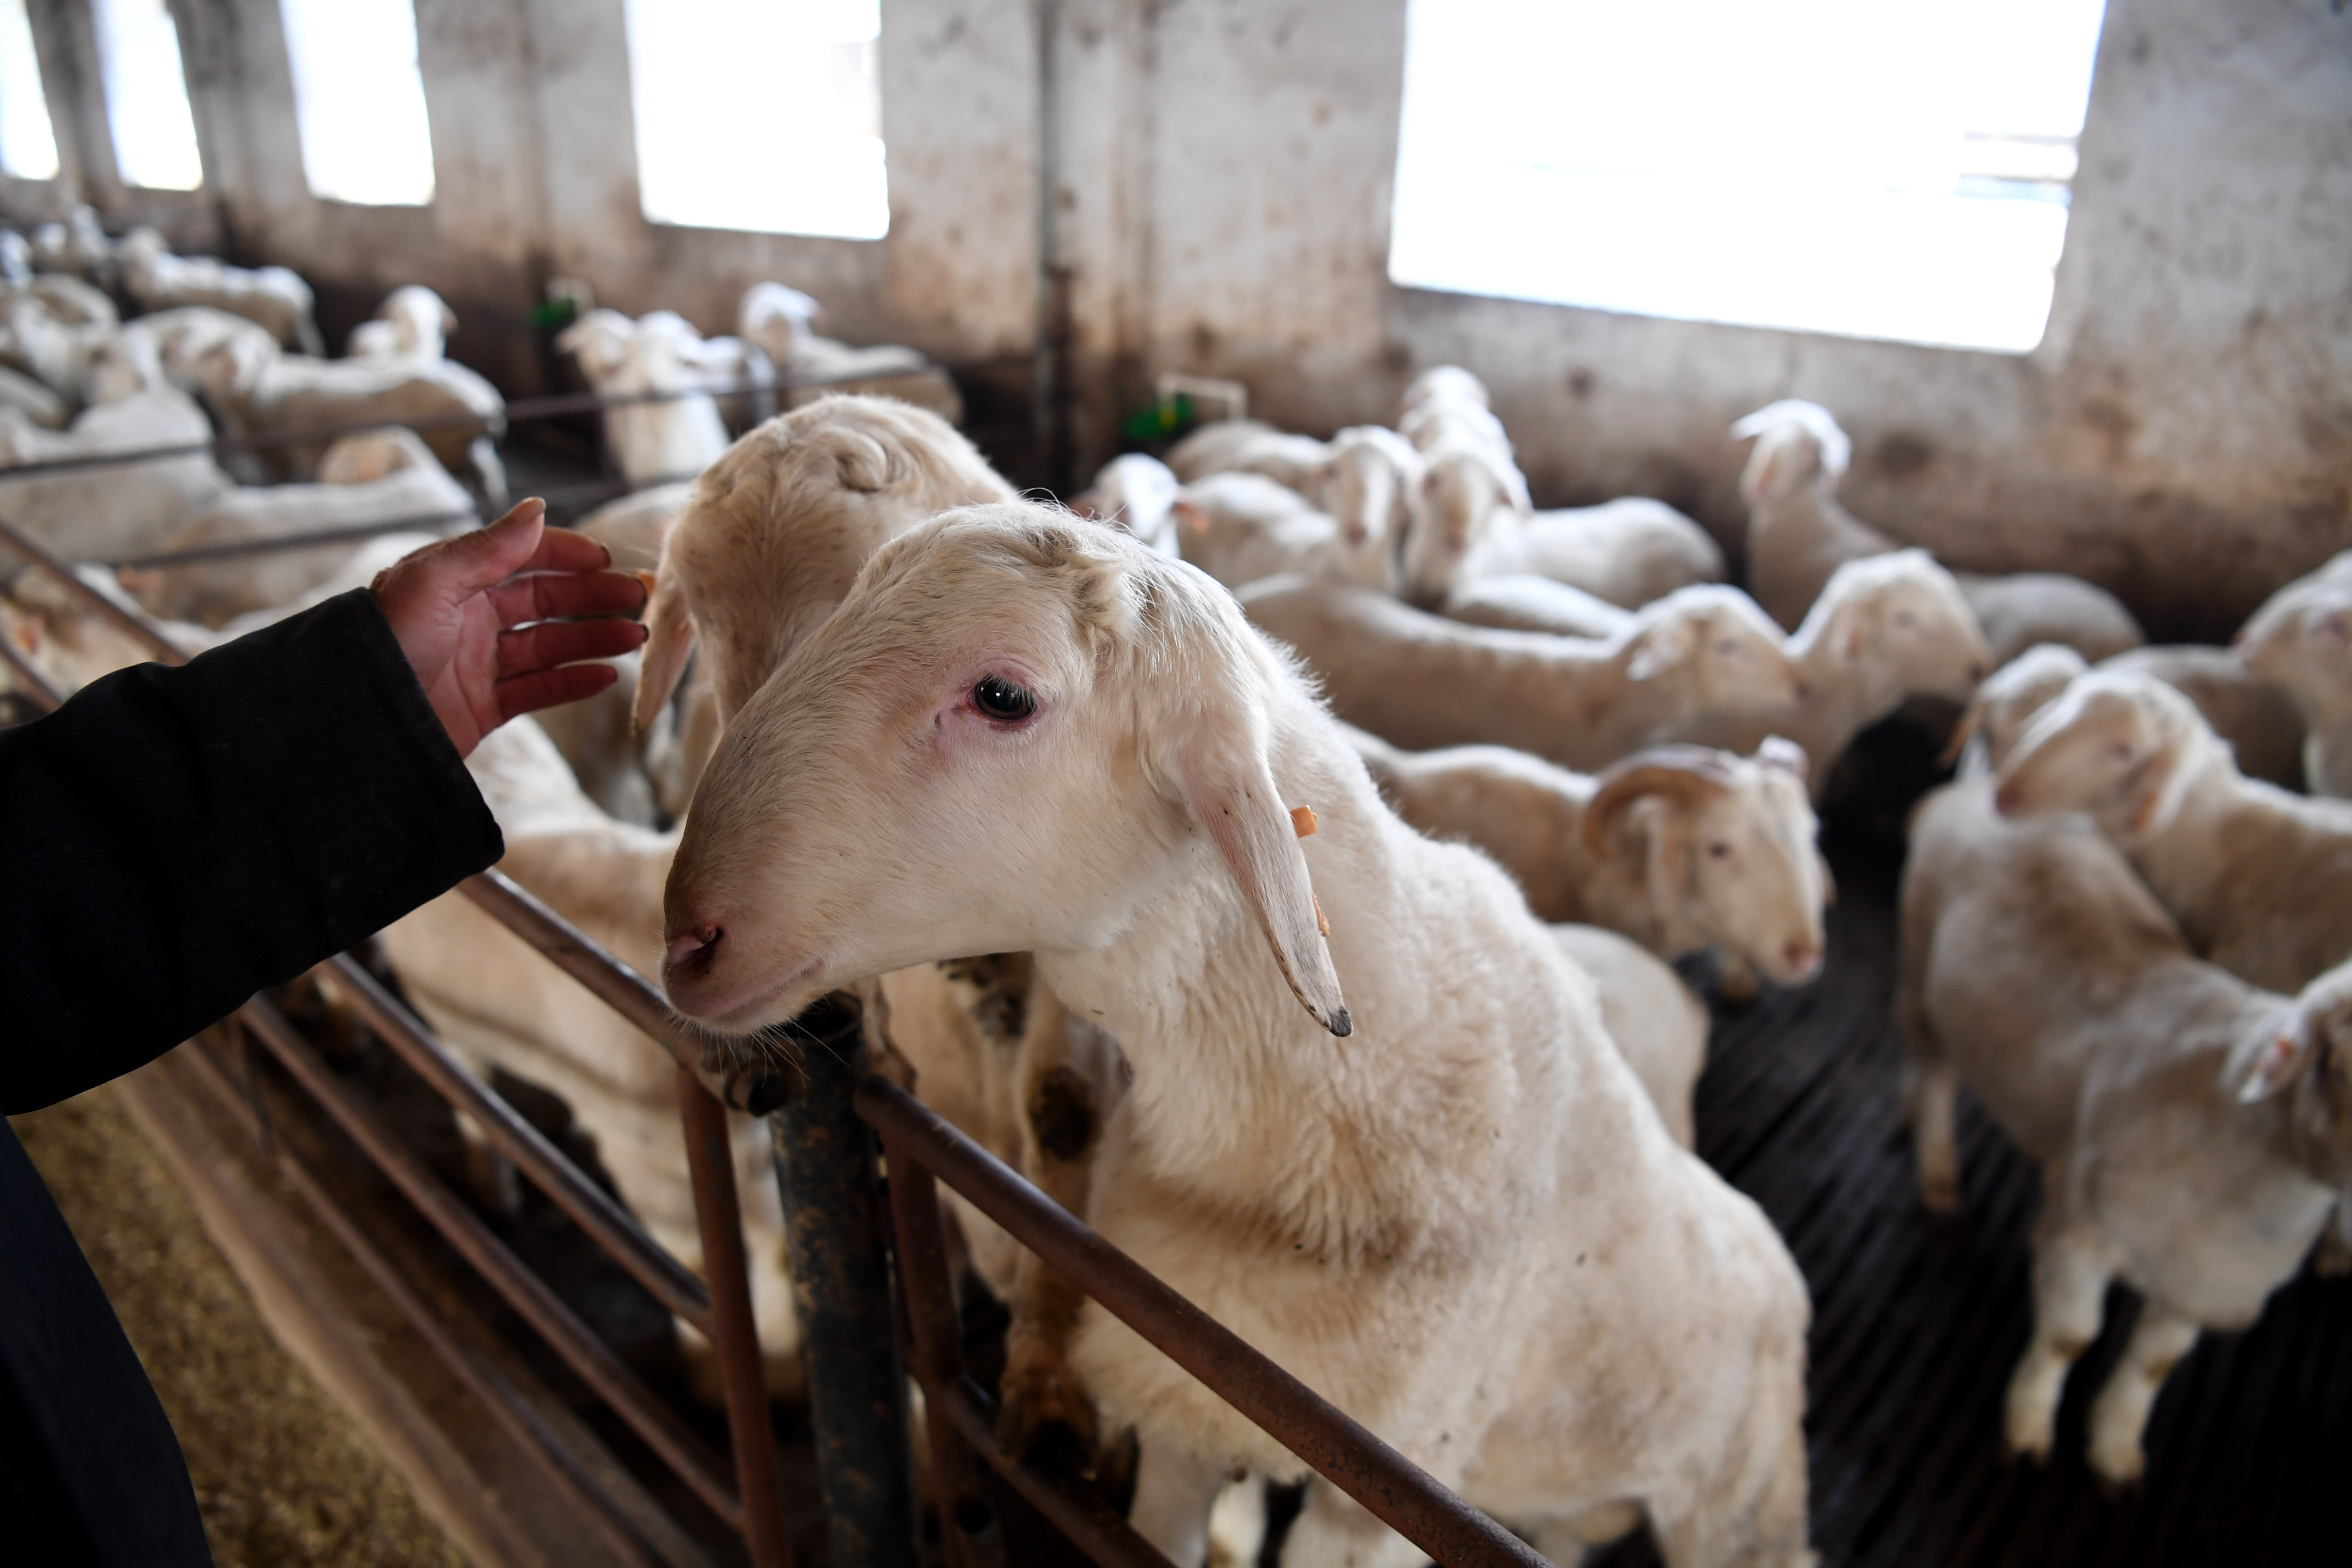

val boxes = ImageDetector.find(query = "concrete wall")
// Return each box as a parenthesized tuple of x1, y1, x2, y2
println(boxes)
(5, 0, 2344, 635)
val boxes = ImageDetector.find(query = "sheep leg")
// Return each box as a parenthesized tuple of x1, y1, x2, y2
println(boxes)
(1277, 1477, 1422, 1568)
(2085, 1300, 2199, 1487)
(1129, 1438, 1230, 1568)
(2005, 1216, 2114, 1462)
(1908, 1062, 1962, 1216)
(1205, 1475, 1267, 1568)
(999, 1004, 1113, 1453)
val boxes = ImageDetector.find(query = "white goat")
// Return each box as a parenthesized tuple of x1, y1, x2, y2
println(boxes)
(1073, 452, 1181, 555)
(1732, 399, 2144, 663)
(1995, 670, 2352, 992)
(192, 332, 507, 501)
(2237, 553, 2352, 796)
(737, 281, 962, 425)
(1665, 550, 1992, 798)
(556, 308, 732, 487)
(375, 716, 800, 1397)
(0, 388, 232, 560)
(660, 504, 1814, 1568)
(1351, 725, 1829, 988)
(1899, 777, 2352, 1483)
(1241, 575, 1805, 771)
(347, 284, 456, 361)
(118, 226, 323, 354)
(117, 428, 476, 626)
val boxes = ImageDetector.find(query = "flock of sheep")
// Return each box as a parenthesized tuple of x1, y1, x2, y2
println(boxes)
(3, 209, 2348, 1568)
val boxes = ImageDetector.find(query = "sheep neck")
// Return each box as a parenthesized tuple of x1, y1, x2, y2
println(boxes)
(2125, 738, 2264, 951)
(1034, 706, 1547, 1260)
(1783, 601, 1906, 755)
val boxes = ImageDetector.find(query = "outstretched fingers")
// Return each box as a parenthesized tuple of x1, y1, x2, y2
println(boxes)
(489, 564, 648, 627)
(498, 615, 647, 676)
(495, 661, 621, 723)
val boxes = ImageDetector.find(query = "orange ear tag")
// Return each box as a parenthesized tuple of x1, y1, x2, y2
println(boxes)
(1290, 804, 1318, 838)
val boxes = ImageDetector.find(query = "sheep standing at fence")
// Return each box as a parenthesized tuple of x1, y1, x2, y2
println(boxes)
(661, 504, 1815, 1568)
(1732, 399, 2144, 664)
(1241, 575, 1803, 771)
(737, 280, 963, 424)
(1898, 777, 2352, 1483)
(554, 308, 733, 488)
(1995, 670, 2352, 993)
(118, 226, 324, 355)
(1350, 727, 1829, 995)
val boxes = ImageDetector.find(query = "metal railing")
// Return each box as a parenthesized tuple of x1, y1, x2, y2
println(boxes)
(0, 472, 1546, 1564)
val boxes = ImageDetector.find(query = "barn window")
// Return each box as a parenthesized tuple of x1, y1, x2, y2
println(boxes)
(1387, 0, 2110, 354)
(91, 0, 204, 190)
(622, 0, 889, 241)
(278, 0, 437, 207)
(0, 0, 58, 180)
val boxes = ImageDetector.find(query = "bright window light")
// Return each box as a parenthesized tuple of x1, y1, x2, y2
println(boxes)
(1389, 0, 2110, 354)
(623, 0, 888, 241)
(278, 0, 436, 206)
(0, 0, 58, 180)
(91, 0, 203, 190)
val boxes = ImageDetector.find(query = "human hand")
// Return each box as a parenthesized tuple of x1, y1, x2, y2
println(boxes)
(370, 498, 648, 758)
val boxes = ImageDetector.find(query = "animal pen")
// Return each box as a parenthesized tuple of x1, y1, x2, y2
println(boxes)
(3, 392, 2343, 1568)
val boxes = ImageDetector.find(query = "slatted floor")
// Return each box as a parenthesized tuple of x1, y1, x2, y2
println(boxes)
(1579, 820, 2350, 1568)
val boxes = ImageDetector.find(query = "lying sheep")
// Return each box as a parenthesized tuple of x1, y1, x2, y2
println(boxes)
(1165, 417, 1334, 489)
(634, 393, 1018, 733)
(1732, 399, 2144, 663)
(375, 716, 800, 1397)
(1172, 470, 1391, 592)
(1441, 572, 1633, 640)
(119, 226, 323, 354)
(1241, 574, 1805, 771)
(1899, 776, 2352, 1483)
(1665, 550, 1991, 798)
(347, 284, 456, 361)
(0, 387, 233, 560)
(737, 280, 962, 425)
(5, 272, 118, 328)
(1072, 452, 1181, 555)
(192, 332, 507, 501)
(117, 428, 476, 626)
(1995, 670, 2352, 992)
(2237, 554, 2352, 796)
(0, 366, 64, 429)
(124, 306, 282, 400)
(556, 308, 732, 487)
(660, 503, 1815, 1568)
(1351, 725, 1829, 990)
(1465, 496, 1727, 612)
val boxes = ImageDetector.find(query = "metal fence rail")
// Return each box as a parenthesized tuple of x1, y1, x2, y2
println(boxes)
(0, 509, 1550, 1568)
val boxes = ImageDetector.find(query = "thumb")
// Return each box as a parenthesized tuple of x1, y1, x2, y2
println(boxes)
(409, 498, 547, 600)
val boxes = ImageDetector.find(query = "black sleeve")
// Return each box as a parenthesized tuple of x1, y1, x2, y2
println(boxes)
(0, 588, 503, 1113)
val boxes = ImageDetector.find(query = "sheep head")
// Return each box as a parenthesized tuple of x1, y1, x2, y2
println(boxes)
(1994, 670, 2217, 838)
(1625, 585, 1805, 709)
(1400, 447, 1514, 609)
(1399, 364, 1489, 415)
(1308, 426, 1420, 555)
(554, 308, 640, 387)
(632, 395, 1018, 741)
(1073, 453, 1180, 555)
(660, 502, 1350, 1042)
(1803, 550, 1991, 700)
(1584, 741, 1829, 984)
(2237, 576, 2352, 717)
(1731, 399, 1852, 508)
(1945, 643, 2088, 772)
(2225, 959, 2352, 1194)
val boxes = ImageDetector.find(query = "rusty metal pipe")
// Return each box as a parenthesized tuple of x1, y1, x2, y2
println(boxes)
(931, 1377, 1175, 1568)
(675, 1067, 796, 1568)
(0, 634, 65, 709)
(854, 1078, 1547, 1568)
(0, 513, 189, 662)
(318, 954, 714, 1330)
(236, 994, 748, 1530)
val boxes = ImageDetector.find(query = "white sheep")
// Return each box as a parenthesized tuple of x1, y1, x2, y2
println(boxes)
(1240, 574, 1805, 771)
(661, 503, 1815, 1568)
(123, 306, 283, 400)
(116, 428, 476, 626)
(1172, 470, 1391, 593)
(118, 226, 324, 355)
(634, 393, 1018, 734)
(0, 229, 28, 285)
(555, 308, 732, 487)
(1464, 496, 1727, 612)
(29, 207, 114, 285)
(1898, 776, 2352, 1483)
(1664, 550, 1992, 798)
(1396, 365, 1534, 610)
(1351, 725, 1829, 990)
(2237, 553, 2352, 796)
(1072, 452, 1181, 555)
(346, 284, 456, 361)
(1732, 399, 2145, 663)
(738, 280, 963, 425)
(0, 387, 233, 561)
(1995, 670, 2352, 992)
(1301, 425, 1421, 575)
(4, 273, 118, 327)
(192, 332, 508, 501)
(375, 715, 801, 1398)
(0, 366, 64, 429)
(1440, 572, 1635, 640)
(1165, 417, 1334, 489)
(571, 482, 706, 823)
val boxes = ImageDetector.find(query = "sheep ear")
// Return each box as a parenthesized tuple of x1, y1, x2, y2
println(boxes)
(2127, 738, 2193, 836)
(811, 425, 894, 492)
(632, 571, 698, 738)
(1173, 499, 1207, 535)
(1627, 618, 1689, 682)
(1164, 714, 1351, 1037)
(1628, 797, 1693, 933)
(2222, 1017, 2314, 1104)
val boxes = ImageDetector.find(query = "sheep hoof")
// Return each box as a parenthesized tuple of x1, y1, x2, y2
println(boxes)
(2088, 1437, 2146, 1494)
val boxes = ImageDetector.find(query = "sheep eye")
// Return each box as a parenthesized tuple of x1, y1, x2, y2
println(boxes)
(1715, 640, 1743, 657)
(971, 674, 1036, 722)
(1895, 610, 1918, 628)
(1707, 842, 1732, 859)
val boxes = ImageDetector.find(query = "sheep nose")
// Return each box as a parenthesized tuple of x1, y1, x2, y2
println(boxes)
(1792, 680, 1812, 702)
(664, 926, 724, 984)
(1968, 661, 1988, 681)
(1993, 784, 2022, 817)
(1785, 941, 1824, 981)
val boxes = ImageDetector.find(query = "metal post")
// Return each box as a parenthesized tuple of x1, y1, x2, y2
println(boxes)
(677, 1067, 796, 1568)
(767, 993, 918, 1568)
